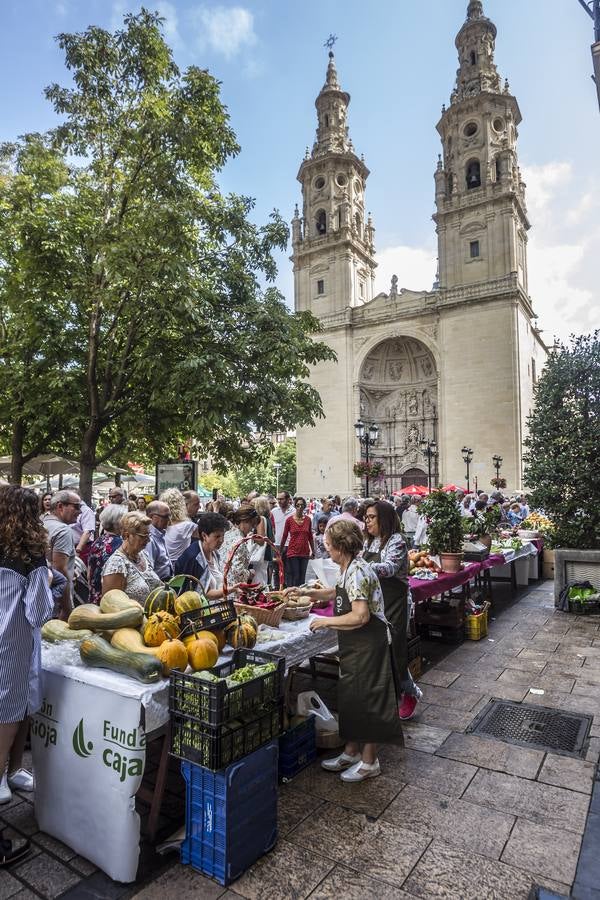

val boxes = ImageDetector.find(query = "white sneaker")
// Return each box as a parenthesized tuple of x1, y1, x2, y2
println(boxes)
(7, 769, 34, 792)
(0, 771, 11, 805)
(340, 759, 381, 782)
(321, 752, 361, 772)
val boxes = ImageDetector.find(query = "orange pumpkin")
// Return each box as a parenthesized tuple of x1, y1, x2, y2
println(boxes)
(187, 636, 219, 672)
(212, 629, 227, 652)
(182, 627, 219, 650)
(143, 611, 181, 647)
(225, 617, 257, 650)
(153, 637, 188, 675)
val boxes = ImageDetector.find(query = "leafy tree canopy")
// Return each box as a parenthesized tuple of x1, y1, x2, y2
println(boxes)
(523, 331, 600, 549)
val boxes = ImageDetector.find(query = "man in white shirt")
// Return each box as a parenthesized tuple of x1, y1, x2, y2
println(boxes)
(271, 491, 294, 546)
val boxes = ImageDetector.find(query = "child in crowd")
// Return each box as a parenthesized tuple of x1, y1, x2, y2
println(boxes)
(313, 516, 330, 559)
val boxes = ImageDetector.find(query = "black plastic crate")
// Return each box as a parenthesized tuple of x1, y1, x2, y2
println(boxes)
(169, 649, 285, 727)
(568, 598, 600, 616)
(171, 701, 284, 770)
(278, 716, 316, 781)
(408, 635, 421, 662)
(415, 596, 465, 628)
(418, 623, 464, 644)
(178, 595, 236, 631)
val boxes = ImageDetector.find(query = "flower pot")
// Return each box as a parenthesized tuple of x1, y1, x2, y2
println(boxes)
(439, 552, 464, 574)
(480, 535, 492, 551)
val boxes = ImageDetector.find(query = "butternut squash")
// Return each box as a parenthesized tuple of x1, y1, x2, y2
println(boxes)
(80, 635, 163, 683)
(41, 619, 93, 643)
(111, 628, 188, 676)
(69, 603, 143, 632)
(100, 590, 140, 615)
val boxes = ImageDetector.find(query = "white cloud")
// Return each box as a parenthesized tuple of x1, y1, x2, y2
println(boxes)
(192, 5, 256, 60)
(55, 1, 67, 16)
(523, 161, 572, 211)
(374, 244, 437, 296)
(155, 1, 181, 47)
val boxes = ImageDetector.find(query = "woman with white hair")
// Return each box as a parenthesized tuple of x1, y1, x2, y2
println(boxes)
(159, 488, 199, 564)
(87, 504, 126, 604)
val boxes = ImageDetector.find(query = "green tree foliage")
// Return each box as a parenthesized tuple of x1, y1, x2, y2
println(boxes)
(523, 332, 600, 549)
(236, 437, 297, 497)
(0, 11, 334, 500)
(198, 470, 240, 499)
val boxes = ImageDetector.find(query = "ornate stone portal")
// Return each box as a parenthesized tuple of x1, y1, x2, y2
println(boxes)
(359, 338, 437, 488)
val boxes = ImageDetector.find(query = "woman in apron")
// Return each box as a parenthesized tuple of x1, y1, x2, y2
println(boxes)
(307, 520, 403, 782)
(364, 500, 422, 720)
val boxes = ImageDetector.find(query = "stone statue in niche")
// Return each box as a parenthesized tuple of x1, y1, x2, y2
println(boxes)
(362, 362, 375, 381)
(423, 390, 433, 416)
(421, 357, 434, 378)
(408, 393, 418, 417)
(389, 275, 398, 299)
(389, 361, 403, 380)
(407, 424, 420, 447)
(359, 392, 367, 417)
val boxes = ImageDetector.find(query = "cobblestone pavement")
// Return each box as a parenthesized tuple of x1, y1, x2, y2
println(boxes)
(2, 578, 599, 899)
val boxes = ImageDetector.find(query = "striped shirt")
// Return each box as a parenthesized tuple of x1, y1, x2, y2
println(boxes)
(0, 555, 53, 723)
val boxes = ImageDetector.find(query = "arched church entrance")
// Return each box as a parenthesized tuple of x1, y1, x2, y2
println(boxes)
(358, 337, 438, 495)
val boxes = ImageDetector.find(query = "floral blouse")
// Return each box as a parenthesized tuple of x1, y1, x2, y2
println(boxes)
(220, 526, 252, 586)
(101, 548, 162, 604)
(338, 556, 385, 621)
(88, 533, 122, 604)
(363, 533, 408, 582)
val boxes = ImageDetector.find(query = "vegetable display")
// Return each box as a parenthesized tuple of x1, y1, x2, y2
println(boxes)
(143, 610, 180, 646)
(225, 616, 258, 649)
(68, 603, 143, 632)
(186, 636, 219, 672)
(144, 586, 177, 616)
(41, 620, 93, 643)
(80, 635, 163, 683)
(99, 590, 141, 614)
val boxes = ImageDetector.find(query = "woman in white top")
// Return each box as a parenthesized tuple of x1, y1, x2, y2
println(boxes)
(101, 511, 162, 603)
(159, 488, 199, 564)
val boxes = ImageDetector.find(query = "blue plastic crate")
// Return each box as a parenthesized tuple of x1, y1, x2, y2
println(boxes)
(181, 741, 278, 885)
(278, 716, 317, 781)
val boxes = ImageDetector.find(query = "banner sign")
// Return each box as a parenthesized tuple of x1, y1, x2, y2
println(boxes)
(31, 672, 147, 883)
(155, 461, 197, 495)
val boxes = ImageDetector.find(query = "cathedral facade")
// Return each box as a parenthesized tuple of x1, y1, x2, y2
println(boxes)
(293, 0, 548, 497)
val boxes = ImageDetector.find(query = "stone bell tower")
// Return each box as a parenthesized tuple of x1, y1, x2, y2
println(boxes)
(292, 51, 377, 317)
(434, 0, 530, 293)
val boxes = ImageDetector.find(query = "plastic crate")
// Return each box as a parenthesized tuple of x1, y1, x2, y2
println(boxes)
(464, 603, 490, 640)
(278, 716, 316, 781)
(171, 701, 284, 771)
(568, 598, 600, 615)
(181, 742, 278, 885)
(418, 623, 464, 644)
(408, 635, 421, 661)
(170, 649, 285, 727)
(178, 595, 236, 632)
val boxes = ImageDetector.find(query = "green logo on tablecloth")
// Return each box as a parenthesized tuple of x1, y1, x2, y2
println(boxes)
(72, 718, 94, 758)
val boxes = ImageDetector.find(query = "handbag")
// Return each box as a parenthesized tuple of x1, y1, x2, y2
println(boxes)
(249, 539, 266, 565)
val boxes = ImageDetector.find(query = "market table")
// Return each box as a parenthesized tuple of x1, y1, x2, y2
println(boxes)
(409, 562, 482, 604)
(32, 617, 337, 883)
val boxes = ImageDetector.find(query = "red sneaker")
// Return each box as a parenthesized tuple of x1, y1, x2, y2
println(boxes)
(398, 694, 419, 720)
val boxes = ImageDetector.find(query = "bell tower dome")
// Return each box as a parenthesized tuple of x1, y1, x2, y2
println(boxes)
(292, 50, 377, 317)
(433, 0, 530, 293)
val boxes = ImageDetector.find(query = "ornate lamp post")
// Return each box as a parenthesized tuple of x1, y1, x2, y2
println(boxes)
(354, 420, 379, 497)
(420, 439, 438, 492)
(273, 462, 282, 496)
(492, 454, 503, 485)
(461, 446, 474, 493)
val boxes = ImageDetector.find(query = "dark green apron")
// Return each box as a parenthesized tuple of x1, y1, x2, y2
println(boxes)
(363, 546, 409, 686)
(335, 570, 404, 746)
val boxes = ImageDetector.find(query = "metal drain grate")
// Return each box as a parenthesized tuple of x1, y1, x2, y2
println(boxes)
(468, 699, 592, 758)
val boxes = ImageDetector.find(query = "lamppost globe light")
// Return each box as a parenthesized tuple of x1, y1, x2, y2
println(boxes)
(354, 420, 365, 440)
(369, 423, 379, 441)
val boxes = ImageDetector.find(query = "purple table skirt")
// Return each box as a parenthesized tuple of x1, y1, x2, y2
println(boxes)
(409, 562, 482, 603)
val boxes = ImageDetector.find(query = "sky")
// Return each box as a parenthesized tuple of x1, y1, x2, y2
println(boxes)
(0, 0, 598, 344)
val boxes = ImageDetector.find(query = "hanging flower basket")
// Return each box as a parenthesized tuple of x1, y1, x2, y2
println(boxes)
(353, 460, 386, 480)
(490, 477, 507, 489)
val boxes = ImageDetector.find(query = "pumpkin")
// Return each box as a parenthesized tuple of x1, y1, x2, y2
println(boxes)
(237, 613, 258, 632)
(144, 586, 177, 617)
(143, 611, 181, 647)
(182, 627, 219, 650)
(69, 603, 143, 632)
(225, 617, 258, 650)
(154, 637, 188, 674)
(42, 619, 93, 643)
(173, 590, 204, 616)
(213, 629, 227, 652)
(100, 590, 140, 615)
(187, 636, 219, 672)
(80, 635, 163, 683)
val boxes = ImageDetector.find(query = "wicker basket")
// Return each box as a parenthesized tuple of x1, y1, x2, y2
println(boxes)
(234, 600, 288, 628)
(464, 602, 490, 641)
(282, 603, 313, 621)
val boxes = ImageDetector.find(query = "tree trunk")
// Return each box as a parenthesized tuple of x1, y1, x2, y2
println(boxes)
(79, 423, 101, 505)
(10, 419, 25, 485)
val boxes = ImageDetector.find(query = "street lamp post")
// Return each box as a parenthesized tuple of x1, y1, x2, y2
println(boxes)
(492, 454, 503, 485)
(354, 420, 379, 497)
(273, 462, 282, 496)
(420, 439, 438, 492)
(461, 446, 474, 493)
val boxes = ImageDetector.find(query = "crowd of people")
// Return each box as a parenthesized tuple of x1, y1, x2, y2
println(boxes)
(0, 478, 538, 864)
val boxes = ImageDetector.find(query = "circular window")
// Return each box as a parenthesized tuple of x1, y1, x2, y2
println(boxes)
(354, 179, 362, 194)
(314, 176, 326, 190)
(336, 173, 347, 187)
(493, 117, 505, 133)
(464, 121, 478, 138)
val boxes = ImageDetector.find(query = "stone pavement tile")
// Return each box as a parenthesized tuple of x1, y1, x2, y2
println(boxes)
(501, 817, 582, 885)
(233, 839, 335, 899)
(518, 648, 562, 664)
(572, 680, 600, 698)
(290, 802, 429, 888)
(69, 854, 97, 876)
(572, 885, 600, 900)
(496, 630, 538, 645)
(418, 684, 484, 711)
(290, 762, 403, 816)
(558, 693, 599, 717)
(381, 783, 514, 859)
(308, 864, 416, 899)
(3, 890, 38, 900)
(463, 768, 589, 833)
(450, 674, 530, 702)
(31, 832, 77, 862)
(443, 660, 506, 678)
(438, 646, 486, 667)
(376, 747, 477, 799)
(131, 863, 224, 899)
(418, 704, 479, 732)
(0, 803, 39, 837)
(403, 840, 538, 900)
(277, 785, 324, 837)
(12, 852, 80, 899)
(498, 668, 575, 692)
(400, 722, 451, 754)
(0, 871, 23, 900)
(435, 732, 544, 779)
(501, 655, 549, 674)
(574, 811, 600, 891)
(557, 643, 598, 656)
(538, 755, 595, 794)
(585, 737, 600, 764)
(418, 668, 460, 687)
(539, 622, 571, 636)
(529, 637, 561, 651)
(545, 661, 591, 679)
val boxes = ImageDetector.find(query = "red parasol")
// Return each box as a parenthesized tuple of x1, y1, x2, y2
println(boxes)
(441, 484, 468, 493)
(393, 484, 429, 496)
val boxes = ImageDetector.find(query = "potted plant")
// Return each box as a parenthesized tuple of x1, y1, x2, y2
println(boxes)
(461, 513, 490, 549)
(420, 489, 464, 573)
